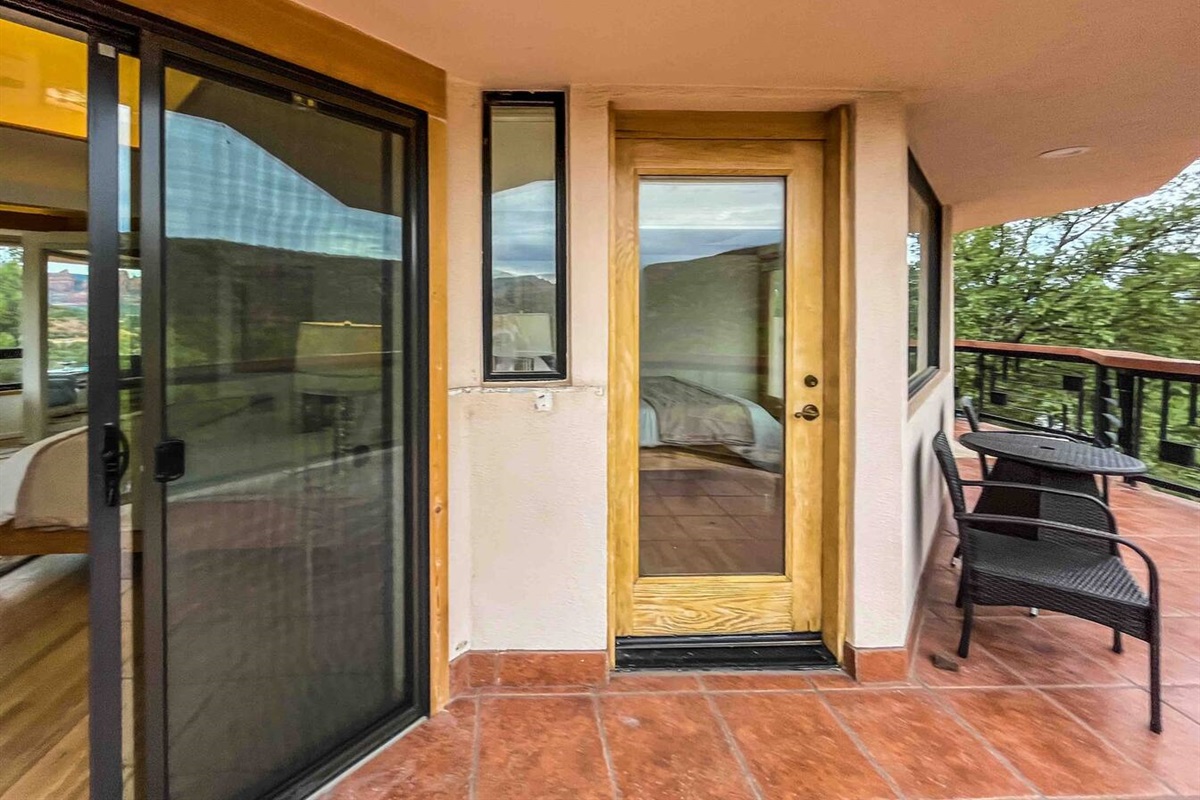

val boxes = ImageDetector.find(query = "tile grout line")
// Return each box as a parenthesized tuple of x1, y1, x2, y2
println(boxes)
(920, 687, 1045, 800)
(1029, 685, 1178, 796)
(702, 691, 766, 800)
(590, 693, 623, 800)
(1162, 693, 1200, 725)
(810, 687, 909, 800)
(468, 695, 482, 800)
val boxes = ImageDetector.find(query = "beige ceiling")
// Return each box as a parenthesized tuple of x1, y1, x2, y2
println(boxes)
(296, 0, 1200, 229)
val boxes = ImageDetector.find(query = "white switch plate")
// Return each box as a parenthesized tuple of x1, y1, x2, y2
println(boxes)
(534, 391, 553, 412)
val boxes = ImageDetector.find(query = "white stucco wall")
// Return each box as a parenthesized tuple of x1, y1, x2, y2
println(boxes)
(846, 100, 957, 650)
(844, 95, 912, 649)
(444, 83, 946, 654)
(446, 83, 610, 652)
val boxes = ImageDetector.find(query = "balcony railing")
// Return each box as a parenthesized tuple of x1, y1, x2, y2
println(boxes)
(955, 340, 1200, 498)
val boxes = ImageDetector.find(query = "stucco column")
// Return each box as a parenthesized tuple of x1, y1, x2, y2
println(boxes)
(847, 94, 911, 649)
(445, 78, 482, 659)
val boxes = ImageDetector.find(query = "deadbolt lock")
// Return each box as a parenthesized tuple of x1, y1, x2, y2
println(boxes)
(795, 404, 821, 421)
(804, 374, 819, 388)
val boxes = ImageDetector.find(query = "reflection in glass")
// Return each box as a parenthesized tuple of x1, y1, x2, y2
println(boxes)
(638, 178, 786, 577)
(162, 68, 409, 800)
(486, 101, 561, 375)
(907, 167, 936, 379)
(119, 51, 143, 800)
(0, 14, 92, 800)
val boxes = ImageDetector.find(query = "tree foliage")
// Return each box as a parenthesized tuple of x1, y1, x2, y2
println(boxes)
(954, 161, 1200, 360)
(0, 246, 21, 348)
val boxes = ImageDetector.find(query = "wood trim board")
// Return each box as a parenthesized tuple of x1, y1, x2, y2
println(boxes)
(119, 0, 447, 117)
(820, 105, 853, 661)
(614, 111, 827, 141)
(427, 117, 451, 711)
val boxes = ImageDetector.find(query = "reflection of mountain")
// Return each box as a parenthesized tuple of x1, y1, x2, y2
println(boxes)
(47, 268, 141, 307)
(639, 228, 782, 268)
(492, 273, 556, 314)
(641, 243, 781, 365)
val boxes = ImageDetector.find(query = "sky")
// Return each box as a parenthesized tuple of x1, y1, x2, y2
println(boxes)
(489, 176, 786, 277)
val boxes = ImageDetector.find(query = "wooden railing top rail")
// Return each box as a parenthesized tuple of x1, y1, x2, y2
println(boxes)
(956, 339, 1200, 378)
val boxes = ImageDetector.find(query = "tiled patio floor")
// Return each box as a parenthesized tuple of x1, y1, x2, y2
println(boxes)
(327, 451, 1200, 800)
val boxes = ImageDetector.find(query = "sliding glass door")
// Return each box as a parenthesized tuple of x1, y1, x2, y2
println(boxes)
(0, 6, 427, 796)
(135, 35, 428, 800)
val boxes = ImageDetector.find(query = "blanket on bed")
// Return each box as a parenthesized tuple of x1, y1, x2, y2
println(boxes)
(640, 375, 755, 446)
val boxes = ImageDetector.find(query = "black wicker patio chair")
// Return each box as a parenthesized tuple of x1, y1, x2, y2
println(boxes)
(932, 430, 1162, 733)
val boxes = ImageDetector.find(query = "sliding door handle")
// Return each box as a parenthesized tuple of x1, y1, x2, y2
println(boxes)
(153, 439, 186, 483)
(100, 423, 130, 507)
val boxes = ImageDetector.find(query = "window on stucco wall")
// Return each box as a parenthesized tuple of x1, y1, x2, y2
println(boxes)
(907, 152, 942, 395)
(482, 91, 567, 381)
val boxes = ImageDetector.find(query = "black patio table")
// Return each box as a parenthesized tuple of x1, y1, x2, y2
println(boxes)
(957, 431, 1147, 533)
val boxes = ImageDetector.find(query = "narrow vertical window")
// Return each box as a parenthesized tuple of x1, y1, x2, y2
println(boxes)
(483, 92, 567, 380)
(907, 152, 942, 394)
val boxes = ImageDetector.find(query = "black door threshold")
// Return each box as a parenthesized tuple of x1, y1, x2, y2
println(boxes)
(615, 632, 837, 671)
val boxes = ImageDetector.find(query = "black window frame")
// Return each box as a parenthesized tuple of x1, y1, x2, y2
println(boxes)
(907, 152, 943, 397)
(481, 90, 568, 382)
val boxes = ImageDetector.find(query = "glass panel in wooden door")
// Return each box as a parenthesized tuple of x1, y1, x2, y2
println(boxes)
(638, 178, 786, 576)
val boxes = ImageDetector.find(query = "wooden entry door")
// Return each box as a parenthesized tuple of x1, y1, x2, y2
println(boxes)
(610, 123, 828, 642)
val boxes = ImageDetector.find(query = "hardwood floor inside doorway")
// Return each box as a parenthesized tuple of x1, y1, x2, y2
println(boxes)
(639, 450, 784, 575)
(0, 555, 89, 800)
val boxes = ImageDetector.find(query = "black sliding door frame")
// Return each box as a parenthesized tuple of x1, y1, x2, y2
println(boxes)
(138, 31, 430, 800)
(86, 26, 131, 800)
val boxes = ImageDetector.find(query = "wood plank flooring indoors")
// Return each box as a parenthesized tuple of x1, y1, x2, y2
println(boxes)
(639, 449, 784, 576)
(0, 554, 89, 800)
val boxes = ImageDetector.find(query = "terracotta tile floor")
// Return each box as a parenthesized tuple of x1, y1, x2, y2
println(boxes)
(327, 450, 1200, 800)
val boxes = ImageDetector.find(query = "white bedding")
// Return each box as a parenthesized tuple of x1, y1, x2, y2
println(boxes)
(639, 394, 782, 471)
(0, 425, 87, 529)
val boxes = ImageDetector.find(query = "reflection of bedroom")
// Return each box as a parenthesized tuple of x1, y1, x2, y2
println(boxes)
(637, 178, 788, 578)
(0, 13, 98, 799)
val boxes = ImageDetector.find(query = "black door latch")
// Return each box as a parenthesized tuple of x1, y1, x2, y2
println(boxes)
(153, 438, 186, 483)
(100, 423, 130, 507)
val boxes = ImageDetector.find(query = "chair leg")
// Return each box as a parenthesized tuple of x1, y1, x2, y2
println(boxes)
(958, 599, 974, 658)
(954, 574, 965, 609)
(1150, 623, 1162, 734)
(1112, 628, 1123, 654)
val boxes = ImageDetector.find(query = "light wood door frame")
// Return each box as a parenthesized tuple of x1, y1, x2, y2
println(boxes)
(607, 109, 852, 662)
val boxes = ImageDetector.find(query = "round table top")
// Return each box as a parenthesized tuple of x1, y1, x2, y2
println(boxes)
(958, 431, 1148, 476)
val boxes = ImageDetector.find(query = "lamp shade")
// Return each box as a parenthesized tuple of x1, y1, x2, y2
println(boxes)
(294, 321, 382, 395)
(492, 312, 553, 358)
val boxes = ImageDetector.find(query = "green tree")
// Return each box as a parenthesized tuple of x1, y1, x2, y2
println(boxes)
(954, 160, 1200, 359)
(0, 246, 22, 348)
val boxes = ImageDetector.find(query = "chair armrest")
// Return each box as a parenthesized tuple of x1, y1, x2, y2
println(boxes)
(955, 512, 1159, 601)
(960, 480, 1118, 532)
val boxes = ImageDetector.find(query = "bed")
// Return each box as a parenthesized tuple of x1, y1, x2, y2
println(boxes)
(0, 426, 89, 555)
(639, 375, 782, 471)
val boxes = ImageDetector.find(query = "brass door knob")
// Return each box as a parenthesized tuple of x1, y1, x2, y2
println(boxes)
(795, 404, 820, 421)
